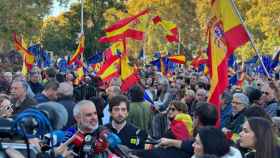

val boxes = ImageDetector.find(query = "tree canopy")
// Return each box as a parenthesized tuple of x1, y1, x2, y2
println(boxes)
(1, 0, 279, 61)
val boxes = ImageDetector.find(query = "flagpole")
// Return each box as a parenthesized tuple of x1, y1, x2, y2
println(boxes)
(81, 0, 84, 34)
(177, 29, 181, 55)
(230, 0, 270, 78)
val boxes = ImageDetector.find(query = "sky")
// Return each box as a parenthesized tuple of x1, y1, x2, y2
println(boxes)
(49, 0, 78, 16)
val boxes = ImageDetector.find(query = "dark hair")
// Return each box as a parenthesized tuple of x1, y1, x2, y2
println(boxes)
(198, 126, 230, 157)
(109, 95, 129, 112)
(247, 117, 278, 158)
(129, 85, 144, 102)
(169, 100, 188, 113)
(244, 106, 272, 123)
(194, 102, 218, 126)
(245, 87, 262, 104)
(46, 67, 57, 78)
(44, 80, 59, 91)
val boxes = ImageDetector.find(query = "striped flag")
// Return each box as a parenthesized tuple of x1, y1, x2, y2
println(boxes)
(68, 34, 85, 65)
(207, 0, 249, 127)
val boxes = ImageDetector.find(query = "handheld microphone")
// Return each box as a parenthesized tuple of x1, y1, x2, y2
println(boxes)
(41, 130, 66, 151)
(99, 130, 130, 158)
(83, 134, 94, 154)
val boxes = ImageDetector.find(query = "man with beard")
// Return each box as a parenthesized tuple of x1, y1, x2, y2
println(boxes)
(105, 95, 147, 149)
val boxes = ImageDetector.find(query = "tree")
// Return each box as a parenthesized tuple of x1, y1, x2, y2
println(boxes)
(40, 0, 126, 57)
(0, 0, 71, 53)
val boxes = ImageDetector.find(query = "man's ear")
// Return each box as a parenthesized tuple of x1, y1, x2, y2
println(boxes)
(74, 114, 81, 122)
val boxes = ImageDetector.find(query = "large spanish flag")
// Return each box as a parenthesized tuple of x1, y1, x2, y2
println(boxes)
(207, 0, 249, 126)
(68, 34, 85, 65)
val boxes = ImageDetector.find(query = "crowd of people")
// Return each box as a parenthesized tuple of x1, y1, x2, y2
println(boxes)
(0, 64, 280, 158)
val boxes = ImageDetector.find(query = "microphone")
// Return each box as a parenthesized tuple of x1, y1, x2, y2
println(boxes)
(43, 130, 65, 146)
(40, 130, 65, 151)
(83, 134, 94, 154)
(98, 129, 130, 158)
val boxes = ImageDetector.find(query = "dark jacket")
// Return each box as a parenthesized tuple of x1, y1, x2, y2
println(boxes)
(34, 93, 50, 103)
(225, 108, 246, 133)
(58, 96, 76, 129)
(106, 122, 147, 150)
(12, 96, 37, 115)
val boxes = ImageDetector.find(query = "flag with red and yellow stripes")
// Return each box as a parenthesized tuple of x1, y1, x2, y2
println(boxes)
(207, 0, 249, 126)
(68, 34, 85, 65)
(152, 16, 179, 43)
(13, 33, 35, 71)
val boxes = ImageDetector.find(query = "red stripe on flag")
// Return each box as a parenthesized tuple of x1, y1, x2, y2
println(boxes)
(152, 16, 161, 24)
(224, 24, 249, 56)
(99, 29, 144, 43)
(120, 73, 139, 92)
(104, 9, 149, 33)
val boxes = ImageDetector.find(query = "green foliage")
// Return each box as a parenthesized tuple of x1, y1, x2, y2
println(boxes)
(41, 0, 125, 57)
(1, 0, 279, 61)
(0, 0, 53, 52)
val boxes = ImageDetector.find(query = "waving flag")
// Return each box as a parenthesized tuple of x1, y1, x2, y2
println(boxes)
(104, 9, 149, 32)
(191, 55, 208, 69)
(207, 0, 249, 127)
(68, 34, 85, 65)
(73, 59, 85, 85)
(99, 9, 148, 43)
(168, 55, 186, 64)
(120, 41, 139, 92)
(13, 33, 35, 71)
(97, 55, 120, 81)
(153, 16, 179, 43)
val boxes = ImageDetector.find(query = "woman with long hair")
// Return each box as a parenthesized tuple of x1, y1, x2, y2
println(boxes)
(192, 126, 242, 158)
(239, 117, 280, 158)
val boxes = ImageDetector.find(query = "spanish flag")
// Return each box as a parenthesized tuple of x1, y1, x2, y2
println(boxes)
(153, 16, 179, 43)
(207, 0, 249, 126)
(168, 55, 186, 64)
(98, 9, 148, 43)
(13, 33, 35, 71)
(73, 59, 85, 85)
(68, 34, 85, 65)
(97, 55, 120, 81)
(120, 41, 139, 92)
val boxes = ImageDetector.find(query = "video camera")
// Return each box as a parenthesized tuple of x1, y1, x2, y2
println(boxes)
(0, 102, 68, 158)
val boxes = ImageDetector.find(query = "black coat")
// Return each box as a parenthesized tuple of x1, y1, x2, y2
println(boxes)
(58, 96, 76, 129)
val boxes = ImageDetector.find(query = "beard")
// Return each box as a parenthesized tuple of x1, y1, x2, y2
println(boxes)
(113, 116, 126, 124)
